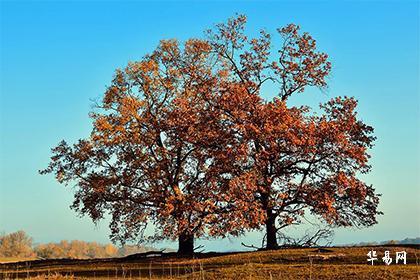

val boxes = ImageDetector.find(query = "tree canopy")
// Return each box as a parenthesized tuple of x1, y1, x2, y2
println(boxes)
(41, 15, 381, 254)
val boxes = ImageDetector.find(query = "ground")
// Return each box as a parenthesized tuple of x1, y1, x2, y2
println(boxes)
(0, 245, 419, 279)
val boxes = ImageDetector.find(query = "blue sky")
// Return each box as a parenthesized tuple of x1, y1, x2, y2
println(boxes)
(0, 0, 419, 251)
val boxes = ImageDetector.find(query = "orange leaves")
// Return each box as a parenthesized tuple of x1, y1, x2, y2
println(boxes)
(119, 96, 143, 120)
(156, 39, 180, 65)
(103, 86, 120, 108)
(94, 115, 113, 132)
(41, 15, 380, 250)
(273, 23, 332, 100)
(278, 23, 300, 37)
(185, 39, 212, 55)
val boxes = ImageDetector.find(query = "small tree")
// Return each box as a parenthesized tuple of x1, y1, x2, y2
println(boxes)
(34, 243, 61, 259)
(0, 230, 35, 258)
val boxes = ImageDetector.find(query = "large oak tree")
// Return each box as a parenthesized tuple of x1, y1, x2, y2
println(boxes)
(42, 15, 381, 253)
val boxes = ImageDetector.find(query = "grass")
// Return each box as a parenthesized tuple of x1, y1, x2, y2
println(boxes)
(0, 245, 419, 279)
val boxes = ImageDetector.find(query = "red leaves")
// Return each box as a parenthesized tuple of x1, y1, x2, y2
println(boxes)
(41, 15, 380, 249)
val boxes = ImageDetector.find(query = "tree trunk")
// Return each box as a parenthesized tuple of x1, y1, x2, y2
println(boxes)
(178, 233, 194, 255)
(265, 210, 279, 250)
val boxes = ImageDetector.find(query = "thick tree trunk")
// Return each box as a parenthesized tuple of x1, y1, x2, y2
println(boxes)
(178, 233, 194, 255)
(265, 210, 279, 250)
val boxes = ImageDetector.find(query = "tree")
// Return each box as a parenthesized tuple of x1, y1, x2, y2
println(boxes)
(206, 15, 381, 249)
(219, 92, 381, 249)
(34, 243, 62, 259)
(41, 15, 381, 253)
(104, 243, 119, 257)
(0, 230, 35, 258)
(41, 34, 260, 254)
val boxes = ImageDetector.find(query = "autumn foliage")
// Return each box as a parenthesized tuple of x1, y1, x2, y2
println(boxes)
(41, 15, 381, 253)
(0, 231, 155, 259)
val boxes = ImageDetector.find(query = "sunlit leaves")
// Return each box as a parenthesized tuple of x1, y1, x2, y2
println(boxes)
(41, 15, 380, 251)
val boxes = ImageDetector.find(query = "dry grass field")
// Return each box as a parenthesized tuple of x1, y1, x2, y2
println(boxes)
(0, 245, 419, 279)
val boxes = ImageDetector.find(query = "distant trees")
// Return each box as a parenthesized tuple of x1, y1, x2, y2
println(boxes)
(41, 15, 381, 253)
(0, 230, 153, 259)
(34, 241, 155, 259)
(34, 240, 122, 259)
(34, 240, 118, 259)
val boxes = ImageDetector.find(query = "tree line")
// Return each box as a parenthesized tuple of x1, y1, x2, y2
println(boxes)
(41, 15, 381, 254)
(0, 231, 156, 259)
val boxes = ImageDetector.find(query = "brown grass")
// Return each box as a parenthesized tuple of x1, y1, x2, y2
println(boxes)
(0, 245, 419, 279)
(0, 257, 37, 264)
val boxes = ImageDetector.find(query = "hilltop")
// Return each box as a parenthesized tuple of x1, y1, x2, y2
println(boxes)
(0, 245, 419, 279)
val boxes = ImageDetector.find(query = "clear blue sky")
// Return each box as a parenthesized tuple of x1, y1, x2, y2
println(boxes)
(1, 1, 419, 251)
